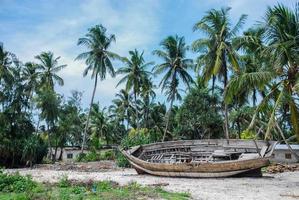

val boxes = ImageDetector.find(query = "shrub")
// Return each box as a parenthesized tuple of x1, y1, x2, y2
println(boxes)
(101, 150, 115, 160)
(116, 151, 130, 168)
(58, 175, 70, 188)
(75, 153, 87, 162)
(0, 171, 36, 193)
(121, 128, 152, 148)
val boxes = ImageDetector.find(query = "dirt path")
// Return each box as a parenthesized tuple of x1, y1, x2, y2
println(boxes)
(5, 168, 299, 200)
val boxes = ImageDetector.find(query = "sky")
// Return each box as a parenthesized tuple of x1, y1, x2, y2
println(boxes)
(0, 0, 296, 108)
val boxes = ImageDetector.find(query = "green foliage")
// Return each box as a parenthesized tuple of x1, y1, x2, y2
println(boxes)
(241, 130, 256, 139)
(76, 150, 116, 162)
(116, 151, 130, 168)
(121, 128, 152, 148)
(58, 175, 70, 188)
(0, 171, 36, 193)
(0, 173, 190, 200)
(175, 85, 224, 139)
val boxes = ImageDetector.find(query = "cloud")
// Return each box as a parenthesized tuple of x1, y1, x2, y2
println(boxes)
(1, 0, 162, 107)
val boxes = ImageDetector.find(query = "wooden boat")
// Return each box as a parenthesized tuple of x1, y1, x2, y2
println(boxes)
(122, 139, 277, 178)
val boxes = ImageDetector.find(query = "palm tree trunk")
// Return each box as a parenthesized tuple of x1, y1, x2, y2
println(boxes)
(223, 61, 230, 140)
(162, 99, 174, 142)
(81, 73, 98, 153)
(47, 124, 53, 162)
(134, 92, 139, 130)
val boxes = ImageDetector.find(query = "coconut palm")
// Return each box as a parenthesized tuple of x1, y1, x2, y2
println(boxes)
(76, 24, 120, 152)
(192, 7, 247, 139)
(116, 49, 153, 129)
(22, 62, 41, 111)
(0, 43, 15, 86)
(225, 4, 299, 141)
(36, 87, 61, 161)
(140, 77, 156, 128)
(35, 51, 66, 90)
(153, 35, 194, 141)
(90, 103, 110, 145)
(109, 89, 133, 129)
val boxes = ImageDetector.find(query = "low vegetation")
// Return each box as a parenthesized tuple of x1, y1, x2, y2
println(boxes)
(0, 171, 190, 200)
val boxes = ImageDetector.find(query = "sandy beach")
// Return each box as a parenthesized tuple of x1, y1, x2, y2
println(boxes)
(5, 167, 299, 200)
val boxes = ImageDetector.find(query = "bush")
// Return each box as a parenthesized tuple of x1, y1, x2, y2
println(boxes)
(58, 175, 70, 188)
(121, 128, 152, 148)
(101, 150, 115, 160)
(116, 151, 130, 168)
(0, 171, 36, 193)
(76, 150, 116, 162)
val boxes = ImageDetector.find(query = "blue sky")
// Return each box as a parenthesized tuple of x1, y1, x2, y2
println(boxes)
(0, 0, 296, 108)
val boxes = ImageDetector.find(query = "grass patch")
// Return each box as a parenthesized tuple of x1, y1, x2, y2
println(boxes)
(0, 172, 191, 200)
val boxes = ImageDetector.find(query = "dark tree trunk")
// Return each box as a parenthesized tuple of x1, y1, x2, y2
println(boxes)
(58, 148, 63, 161)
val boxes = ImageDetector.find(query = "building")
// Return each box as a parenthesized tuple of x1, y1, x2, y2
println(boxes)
(47, 146, 88, 161)
(270, 144, 299, 163)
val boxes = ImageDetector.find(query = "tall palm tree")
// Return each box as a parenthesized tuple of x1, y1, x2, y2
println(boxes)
(192, 7, 246, 139)
(153, 35, 194, 141)
(76, 25, 120, 152)
(117, 49, 153, 129)
(35, 51, 66, 90)
(225, 4, 299, 141)
(36, 87, 61, 161)
(22, 62, 41, 111)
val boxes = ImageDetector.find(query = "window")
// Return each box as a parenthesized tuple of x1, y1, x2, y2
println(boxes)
(285, 153, 291, 159)
(67, 153, 73, 159)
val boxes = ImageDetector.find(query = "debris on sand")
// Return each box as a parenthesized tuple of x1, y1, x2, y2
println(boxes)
(266, 163, 299, 173)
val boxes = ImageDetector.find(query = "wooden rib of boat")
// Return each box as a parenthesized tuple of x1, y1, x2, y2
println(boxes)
(121, 139, 277, 178)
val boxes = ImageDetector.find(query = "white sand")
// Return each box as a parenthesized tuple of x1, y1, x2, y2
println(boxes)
(5, 168, 299, 200)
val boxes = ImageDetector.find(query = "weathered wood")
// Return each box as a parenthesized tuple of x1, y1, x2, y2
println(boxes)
(122, 139, 277, 178)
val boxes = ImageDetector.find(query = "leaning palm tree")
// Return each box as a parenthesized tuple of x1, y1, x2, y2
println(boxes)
(153, 35, 194, 141)
(116, 49, 153, 129)
(192, 7, 246, 139)
(225, 4, 299, 142)
(76, 24, 120, 153)
(35, 51, 66, 90)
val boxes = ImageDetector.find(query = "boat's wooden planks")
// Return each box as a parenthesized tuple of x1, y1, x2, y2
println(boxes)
(122, 139, 277, 177)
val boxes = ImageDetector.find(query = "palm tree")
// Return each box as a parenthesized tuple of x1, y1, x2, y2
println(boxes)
(225, 4, 299, 142)
(36, 87, 61, 162)
(192, 7, 246, 139)
(76, 24, 120, 153)
(22, 62, 41, 112)
(90, 103, 109, 145)
(109, 89, 133, 129)
(35, 51, 66, 90)
(0, 43, 15, 86)
(141, 77, 156, 128)
(153, 35, 194, 141)
(117, 49, 153, 129)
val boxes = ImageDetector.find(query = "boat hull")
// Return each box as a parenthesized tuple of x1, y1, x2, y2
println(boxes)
(121, 139, 276, 178)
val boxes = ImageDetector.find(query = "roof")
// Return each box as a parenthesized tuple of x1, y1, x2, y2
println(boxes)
(275, 144, 299, 150)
